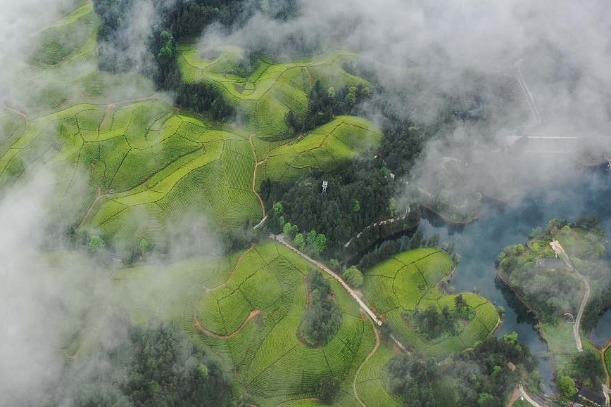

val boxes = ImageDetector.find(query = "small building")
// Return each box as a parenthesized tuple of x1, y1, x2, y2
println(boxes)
(577, 387, 606, 407)
(536, 258, 567, 269)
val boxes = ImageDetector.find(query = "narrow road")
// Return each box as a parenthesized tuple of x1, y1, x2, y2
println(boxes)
(344, 209, 411, 248)
(274, 234, 382, 325)
(514, 59, 542, 126)
(274, 234, 410, 352)
(519, 385, 545, 407)
(550, 240, 590, 352)
(573, 272, 591, 352)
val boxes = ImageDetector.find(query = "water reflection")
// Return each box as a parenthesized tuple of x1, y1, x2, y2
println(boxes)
(417, 169, 611, 394)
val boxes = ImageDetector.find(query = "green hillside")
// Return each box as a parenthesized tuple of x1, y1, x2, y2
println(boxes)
(364, 248, 500, 354)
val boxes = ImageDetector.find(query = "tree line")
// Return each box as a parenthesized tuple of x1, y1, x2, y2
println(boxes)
(387, 333, 537, 407)
(285, 80, 371, 135)
(92, 0, 249, 119)
(357, 230, 457, 270)
(54, 321, 233, 406)
(408, 295, 473, 341)
(299, 270, 342, 347)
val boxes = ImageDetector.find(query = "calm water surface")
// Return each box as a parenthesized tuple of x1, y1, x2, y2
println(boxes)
(418, 169, 611, 393)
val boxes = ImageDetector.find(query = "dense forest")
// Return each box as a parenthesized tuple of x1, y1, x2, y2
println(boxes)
(263, 158, 397, 257)
(56, 321, 232, 407)
(388, 333, 536, 407)
(299, 270, 342, 346)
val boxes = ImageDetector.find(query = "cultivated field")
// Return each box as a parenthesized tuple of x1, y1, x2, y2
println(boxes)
(363, 248, 500, 354)
(257, 116, 381, 185)
(0, 4, 381, 246)
(178, 44, 370, 138)
(116, 242, 380, 406)
(4, 4, 506, 406)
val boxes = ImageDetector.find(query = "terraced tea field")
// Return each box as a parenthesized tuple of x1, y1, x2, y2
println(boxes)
(363, 248, 500, 354)
(113, 242, 502, 405)
(0, 3, 382, 246)
(256, 116, 381, 185)
(178, 45, 369, 138)
(4, 3, 506, 405)
(0, 99, 380, 244)
(116, 242, 377, 406)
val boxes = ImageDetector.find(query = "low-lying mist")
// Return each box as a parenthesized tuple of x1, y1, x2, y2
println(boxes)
(2, 0, 611, 404)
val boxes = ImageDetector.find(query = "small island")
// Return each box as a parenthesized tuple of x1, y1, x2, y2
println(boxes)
(497, 217, 610, 404)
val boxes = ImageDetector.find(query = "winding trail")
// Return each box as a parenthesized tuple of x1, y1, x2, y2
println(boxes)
(273, 234, 409, 354)
(344, 210, 412, 249)
(550, 240, 590, 352)
(275, 397, 320, 406)
(353, 318, 381, 407)
(78, 187, 111, 228)
(194, 309, 261, 339)
(275, 234, 382, 324)
(3, 105, 28, 122)
(248, 135, 267, 229)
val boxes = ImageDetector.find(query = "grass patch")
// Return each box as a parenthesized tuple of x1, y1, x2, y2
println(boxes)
(540, 324, 580, 373)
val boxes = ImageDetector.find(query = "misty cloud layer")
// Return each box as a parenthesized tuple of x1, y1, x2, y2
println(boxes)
(1, 0, 611, 405)
(0, 170, 110, 406)
(198, 0, 611, 201)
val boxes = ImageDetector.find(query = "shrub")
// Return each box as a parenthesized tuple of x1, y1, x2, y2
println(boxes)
(342, 266, 363, 288)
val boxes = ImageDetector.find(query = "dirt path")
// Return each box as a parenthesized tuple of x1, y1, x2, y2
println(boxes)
(248, 135, 267, 227)
(551, 240, 590, 352)
(519, 385, 545, 407)
(353, 318, 381, 407)
(344, 210, 412, 248)
(273, 234, 408, 354)
(194, 309, 261, 340)
(78, 186, 109, 228)
(505, 387, 521, 407)
(275, 397, 320, 406)
(275, 234, 381, 323)
(3, 105, 28, 122)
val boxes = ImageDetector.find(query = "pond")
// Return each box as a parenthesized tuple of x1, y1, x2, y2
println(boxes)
(418, 168, 611, 394)
(589, 308, 611, 349)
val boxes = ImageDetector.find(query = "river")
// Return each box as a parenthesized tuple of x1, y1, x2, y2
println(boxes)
(418, 167, 611, 394)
